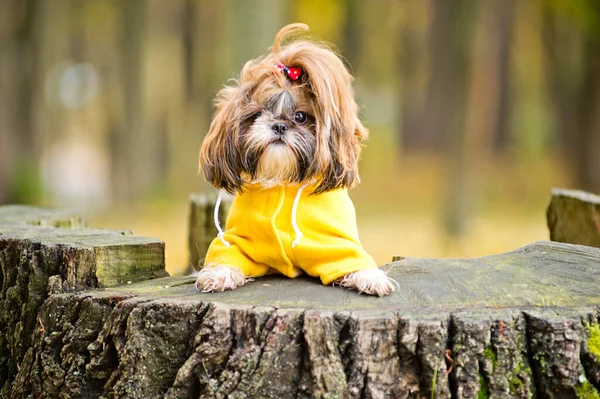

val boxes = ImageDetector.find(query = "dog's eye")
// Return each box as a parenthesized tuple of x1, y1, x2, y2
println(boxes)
(294, 111, 307, 124)
(253, 112, 262, 120)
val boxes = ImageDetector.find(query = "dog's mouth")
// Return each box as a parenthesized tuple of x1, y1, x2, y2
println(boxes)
(269, 138, 286, 145)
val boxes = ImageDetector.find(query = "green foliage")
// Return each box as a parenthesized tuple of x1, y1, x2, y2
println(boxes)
(543, 0, 600, 34)
(9, 162, 43, 205)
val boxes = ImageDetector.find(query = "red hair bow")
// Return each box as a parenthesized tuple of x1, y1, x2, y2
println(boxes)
(275, 62, 302, 81)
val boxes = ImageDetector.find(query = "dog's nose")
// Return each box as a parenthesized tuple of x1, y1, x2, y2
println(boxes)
(271, 123, 288, 135)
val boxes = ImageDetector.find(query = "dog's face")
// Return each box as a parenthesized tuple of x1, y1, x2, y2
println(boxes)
(200, 24, 368, 194)
(238, 77, 318, 189)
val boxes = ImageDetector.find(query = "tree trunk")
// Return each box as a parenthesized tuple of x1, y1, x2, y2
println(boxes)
(542, 2, 600, 193)
(341, 0, 361, 70)
(3, 204, 600, 397)
(4, 240, 600, 398)
(182, 0, 198, 104)
(0, 0, 12, 204)
(489, 0, 515, 153)
(0, 0, 42, 204)
(397, 0, 427, 152)
(423, 0, 479, 236)
(577, 10, 600, 193)
(466, 0, 515, 156)
(113, 0, 146, 202)
(182, 0, 222, 117)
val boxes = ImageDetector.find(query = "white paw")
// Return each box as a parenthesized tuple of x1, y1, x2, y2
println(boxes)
(193, 265, 249, 293)
(336, 268, 396, 296)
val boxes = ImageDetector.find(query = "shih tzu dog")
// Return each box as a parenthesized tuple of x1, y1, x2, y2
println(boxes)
(194, 23, 395, 296)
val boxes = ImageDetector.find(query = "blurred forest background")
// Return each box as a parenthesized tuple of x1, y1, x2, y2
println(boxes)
(1, 0, 599, 275)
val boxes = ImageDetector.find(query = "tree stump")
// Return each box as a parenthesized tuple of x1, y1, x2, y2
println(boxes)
(547, 188, 600, 248)
(0, 206, 167, 397)
(0, 204, 85, 228)
(187, 192, 233, 273)
(3, 205, 600, 398)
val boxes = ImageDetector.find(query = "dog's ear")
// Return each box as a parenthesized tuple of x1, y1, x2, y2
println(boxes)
(278, 44, 367, 193)
(313, 76, 368, 194)
(199, 85, 245, 194)
(272, 25, 367, 193)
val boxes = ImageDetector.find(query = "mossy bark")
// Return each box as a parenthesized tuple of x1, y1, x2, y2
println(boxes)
(0, 206, 167, 397)
(5, 290, 600, 398)
(3, 205, 600, 398)
(4, 241, 600, 397)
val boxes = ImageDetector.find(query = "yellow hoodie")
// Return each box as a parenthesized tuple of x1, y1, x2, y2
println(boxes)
(205, 184, 378, 285)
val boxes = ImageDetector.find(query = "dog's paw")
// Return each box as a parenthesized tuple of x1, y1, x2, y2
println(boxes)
(194, 265, 249, 293)
(335, 268, 396, 296)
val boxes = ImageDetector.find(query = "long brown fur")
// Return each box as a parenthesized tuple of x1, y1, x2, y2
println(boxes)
(199, 23, 368, 194)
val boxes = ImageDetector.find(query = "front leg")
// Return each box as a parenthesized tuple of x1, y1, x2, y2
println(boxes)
(335, 268, 396, 296)
(198, 234, 269, 293)
(194, 265, 251, 292)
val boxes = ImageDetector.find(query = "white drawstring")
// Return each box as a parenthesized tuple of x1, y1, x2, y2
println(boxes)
(215, 190, 230, 247)
(291, 183, 309, 248)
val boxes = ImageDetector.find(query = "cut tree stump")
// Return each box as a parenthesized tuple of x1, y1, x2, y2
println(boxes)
(547, 188, 600, 248)
(187, 192, 233, 273)
(0, 206, 167, 397)
(3, 205, 600, 398)
(0, 204, 85, 227)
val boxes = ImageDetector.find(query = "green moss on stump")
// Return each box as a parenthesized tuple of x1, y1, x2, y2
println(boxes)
(575, 376, 600, 399)
(586, 323, 600, 362)
(477, 373, 489, 399)
(430, 367, 438, 399)
(509, 361, 533, 398)
(483, 346, 497, 371)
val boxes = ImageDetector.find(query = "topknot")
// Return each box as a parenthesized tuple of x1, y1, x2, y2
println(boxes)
(272, 23, 310, 55)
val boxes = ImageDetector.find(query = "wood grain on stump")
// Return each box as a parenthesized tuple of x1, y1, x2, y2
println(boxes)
(3, 206, 600, 398)
(0, 205, 85, 228)
(547, 188, 600, 248)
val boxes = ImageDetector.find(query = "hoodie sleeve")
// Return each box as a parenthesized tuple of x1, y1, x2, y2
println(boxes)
(204, 234, 272, 277)
(289, 189, 379, 285)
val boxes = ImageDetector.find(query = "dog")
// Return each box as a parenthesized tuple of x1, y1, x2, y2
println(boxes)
(194, 23, 395, 296)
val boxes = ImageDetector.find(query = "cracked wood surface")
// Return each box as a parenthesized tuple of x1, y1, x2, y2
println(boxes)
(119, 240, 600, 310)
